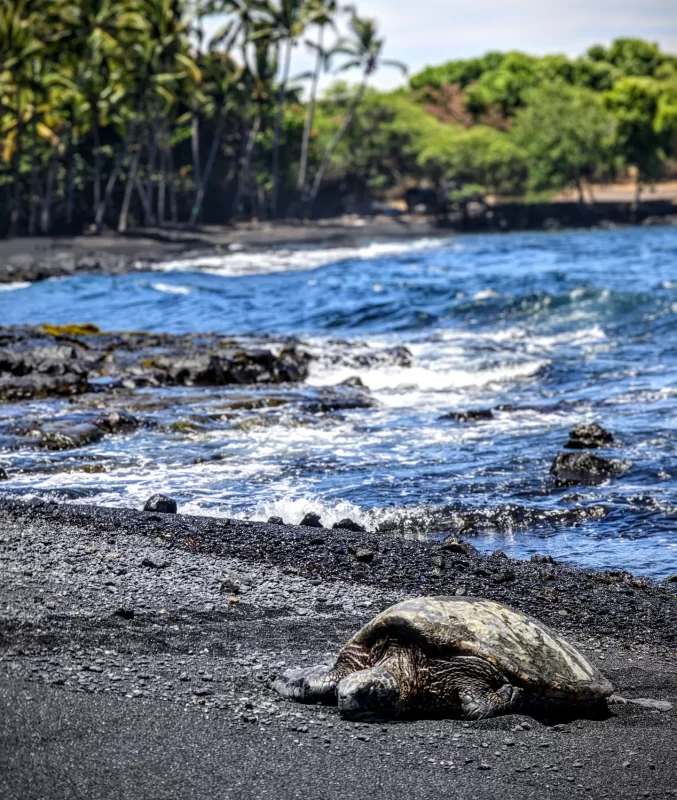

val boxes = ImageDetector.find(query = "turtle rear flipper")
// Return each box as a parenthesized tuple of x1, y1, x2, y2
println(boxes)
(272, 664, 338, 704)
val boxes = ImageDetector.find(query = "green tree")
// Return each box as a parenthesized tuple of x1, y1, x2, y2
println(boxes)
(511, 84, 616, 202)
(605, 76, 666, 202)
(308, 14, 406, 206)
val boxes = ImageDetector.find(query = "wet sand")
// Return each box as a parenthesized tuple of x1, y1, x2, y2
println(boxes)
(0, 219, 445, 283)
(1, 498, 676, 799)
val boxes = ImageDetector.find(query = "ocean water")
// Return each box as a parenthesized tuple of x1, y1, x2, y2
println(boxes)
(2, 226, 677, 578)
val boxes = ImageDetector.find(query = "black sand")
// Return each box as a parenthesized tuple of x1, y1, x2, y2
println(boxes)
(1, 498, 676, 799)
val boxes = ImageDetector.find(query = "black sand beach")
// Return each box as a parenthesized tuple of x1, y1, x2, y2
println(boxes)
(1, 498, 676, 799)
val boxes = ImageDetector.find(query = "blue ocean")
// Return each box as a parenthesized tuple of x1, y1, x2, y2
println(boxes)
(2, 226, 677, 577)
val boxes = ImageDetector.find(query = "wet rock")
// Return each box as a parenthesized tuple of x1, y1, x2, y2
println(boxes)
(299, 513, 323, 528)
(0, 325, 313, 402)
(438, 537, 476, 555)
(94, 410, 140, 434)
(27, 421, 104, 451)
(353, 548, 375, 564)
(338, 376, 367, 389)
(565, 423, 614, 450)
(0, 467, 7, 480)
(332, 518, 366, 533)
(664, 574, 677, 584)
(550, 452, 628, 485)
(267, 516, 284, 525)
(440, 408, 494, 423)
(143, 494, 178, 514)
(301, 385, 376, 413)
(531, 554, 557, 565)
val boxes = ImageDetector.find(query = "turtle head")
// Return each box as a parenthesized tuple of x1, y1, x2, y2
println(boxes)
(338, 667, 400, 721)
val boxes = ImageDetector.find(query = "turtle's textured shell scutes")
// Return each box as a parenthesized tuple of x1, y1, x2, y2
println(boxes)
(347, 597, 613, 701)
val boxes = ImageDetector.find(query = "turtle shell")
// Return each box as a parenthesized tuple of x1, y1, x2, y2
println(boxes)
(346, 597, 613, 701)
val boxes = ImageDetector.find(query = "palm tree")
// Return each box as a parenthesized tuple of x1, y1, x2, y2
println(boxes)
(268, 0, 308, 218)
(190, 53, 243, 223)
(296, 0, 339, 200)
(0, 0, 45, 236)
(308, 14, 405, 207)
(116, 0, 200, 233)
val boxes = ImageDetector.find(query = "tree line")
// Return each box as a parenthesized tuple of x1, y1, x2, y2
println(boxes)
(2, 0, 677, 239)
(318, 39, 677, 208)
(1, 0, 405, 236)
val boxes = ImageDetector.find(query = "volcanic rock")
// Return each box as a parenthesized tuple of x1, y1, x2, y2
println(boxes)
(143, 494, 178, 514)
(565, 423, 614, 449)
(299, 513, 323, 528)
(550, 452, 628, 485)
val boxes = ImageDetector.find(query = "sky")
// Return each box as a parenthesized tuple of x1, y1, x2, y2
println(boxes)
(202, 0, 677, 92)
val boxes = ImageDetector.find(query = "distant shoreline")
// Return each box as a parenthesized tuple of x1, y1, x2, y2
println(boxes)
(1, 203, 676, 284)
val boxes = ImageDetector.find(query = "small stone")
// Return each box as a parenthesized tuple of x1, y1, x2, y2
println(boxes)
(531, 554, 557, 564)
(441, 409, 494, 423)
(179, 672, 190, 682)
(478, 763, 491, 770)
(267, 516, 284, 525)
(141, 558, 168, 569)
(664, 574, 677, 584)
(332, 518, 366, 533)
(439, 537, 476, 554)
(220, 576, 241, 594)
(299, 513, 323, 528)
(0, 467, 8, 480)
(143, 494, 178, 514)
(354, 549, 374, 564)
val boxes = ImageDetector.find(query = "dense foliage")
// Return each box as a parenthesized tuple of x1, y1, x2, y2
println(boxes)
(0, 0, 405, 235)
(1, 0, 677, 238)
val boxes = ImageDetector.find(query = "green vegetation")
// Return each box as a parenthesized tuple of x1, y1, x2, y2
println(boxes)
(1, 0, 677, 238)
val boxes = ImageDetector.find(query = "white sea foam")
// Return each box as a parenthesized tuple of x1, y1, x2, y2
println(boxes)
(153, 238, 448, 277)
(0, 281, 30, 292)
(308, 359, 547, 395)
(149, 282, 192, 295)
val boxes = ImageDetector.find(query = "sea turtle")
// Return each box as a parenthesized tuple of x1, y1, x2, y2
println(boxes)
(272, 596, 614, 720)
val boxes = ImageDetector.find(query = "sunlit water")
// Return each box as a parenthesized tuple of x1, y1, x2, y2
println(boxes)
(2, 227, 677, 577)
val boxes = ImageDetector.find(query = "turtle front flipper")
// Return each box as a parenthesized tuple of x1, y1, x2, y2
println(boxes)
(460, 683, 525, 720)
(272, 665, 338, 705)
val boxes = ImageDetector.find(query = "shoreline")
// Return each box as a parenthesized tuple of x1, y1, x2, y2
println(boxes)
(1, 205, 677, 284)
(1, 497, 676, 799)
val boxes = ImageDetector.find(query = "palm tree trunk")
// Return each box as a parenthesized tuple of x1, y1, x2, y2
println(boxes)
(191, 113, 201, 192)
(271, 38, 294, 219)
(168, 148, 178, 224)
(40, 146, 59, 234)
(190, 118, 225, 225)
(10, 93, 23, 237)
(91, 104, 102, 210)
(297, 26, 324, 198)
(28, 107, 39, 236)
(158, 147, 168, 226)
(118, 146, 142, 233)
(309, 74, 369, 208)
(144, 110, 161, 225)
(245, 115, 261, 219)
(95, 93, 144, 232)
(65, 145, 76, 228)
